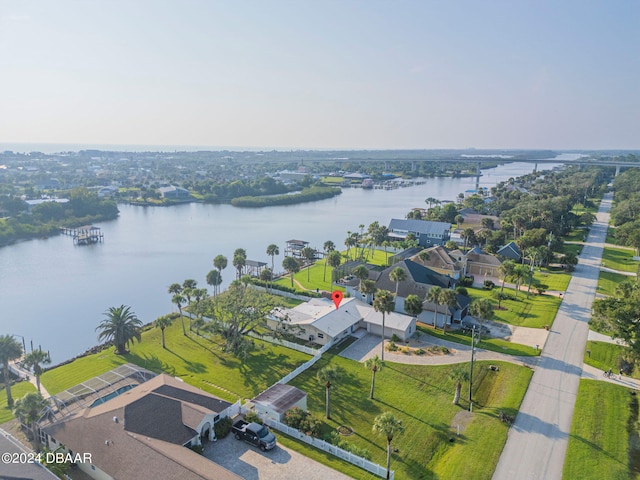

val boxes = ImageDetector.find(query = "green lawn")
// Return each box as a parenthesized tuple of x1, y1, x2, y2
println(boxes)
(0, 381, 36, 424)
(602, 246, 639, 273)
(564, 380, 632, 480)
(562, 242, 583, 256)
(533, 269, 572, 291)
(584, 341, 638, 379)
(275, 260, 346, 293)
(469, 287, 562, 328)
(597, 271, 630, 297)
(418, 325, 540, 356)
(41, 321, 311, 399)
(289, 347, 533, 480)
(564, 228, 588, 243)
(606, 227, 620, 246)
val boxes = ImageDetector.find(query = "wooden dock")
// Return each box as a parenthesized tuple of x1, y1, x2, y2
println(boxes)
(60, 225, 104, 245)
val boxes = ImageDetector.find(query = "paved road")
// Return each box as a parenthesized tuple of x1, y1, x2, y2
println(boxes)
(492, 193, 613, 480)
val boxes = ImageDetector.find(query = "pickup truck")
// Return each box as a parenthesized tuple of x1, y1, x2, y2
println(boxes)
(232, 419, 277, 451)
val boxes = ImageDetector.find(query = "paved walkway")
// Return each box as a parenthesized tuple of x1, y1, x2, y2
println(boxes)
(587, 329, 628, 346)
(492, 192, 613, 480)
(9, 360, 51, 398)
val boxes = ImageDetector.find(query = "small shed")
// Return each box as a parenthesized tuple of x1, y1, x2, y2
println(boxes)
(251, 384, 307, 421)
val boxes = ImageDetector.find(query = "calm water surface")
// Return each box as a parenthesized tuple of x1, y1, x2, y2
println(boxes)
(0, 162, 556, 362)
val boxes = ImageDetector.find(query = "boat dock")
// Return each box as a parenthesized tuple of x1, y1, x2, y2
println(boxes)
(60, 225, 104, 245)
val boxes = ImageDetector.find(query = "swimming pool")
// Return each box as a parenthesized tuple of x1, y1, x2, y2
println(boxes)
(90, 384, 135, 407)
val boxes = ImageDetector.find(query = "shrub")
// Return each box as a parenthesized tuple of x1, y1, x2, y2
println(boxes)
(387, 341, 398, 352)
(283, 407, 322, 437)
(456, 286, 468, 296)
(391, 333, 400, 342)
(188, 444, 203, 455)
(244, 410, 263, 424)
(459, 277, 474, 287)
(492, 290, 516, 302)
(416, 348, 426, 355)
(214, 416, 233, 439)
(483, 280, 495, 290)
(327, 432, 371, 459)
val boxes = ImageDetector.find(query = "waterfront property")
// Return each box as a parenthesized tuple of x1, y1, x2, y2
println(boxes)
(387, 218, 451, 247)
(39, 364, 240, 480)
(60, 225, 104, 245)
(158, 185, 191, 199)
(267, 297, 417, 344)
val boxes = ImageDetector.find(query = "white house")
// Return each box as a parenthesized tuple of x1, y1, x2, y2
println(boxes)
(267, 297, 417, 344)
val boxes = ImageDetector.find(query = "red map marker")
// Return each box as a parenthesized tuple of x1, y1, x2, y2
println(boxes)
(332, 291, 343, 309)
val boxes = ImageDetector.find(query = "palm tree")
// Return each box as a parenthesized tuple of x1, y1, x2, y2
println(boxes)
(192, 288, 207, 319)
(389, 267, 407, 296)
(96, 305, 143, 355)
(353, 265, 370, 291)
(206, 269, 222, 297)
(364, 355, 383, 400)
(317, 365, 340, 419)
(155, 314, 173, 349)
(23, 349, 51, 394)
(373, 412, 405, 480)
(425, 197, 439, 208)
(192, 317, 205, 336)
(260, 268, 273, 292)
(426, 286, 442, 328)
(0, 335, 23, 408)
(233, 248, 247, 279)
(213, 254, 228, 275)
(469, 298, 495, 340)
(498, 260, 516, 308)
(361, 279, 377, 304)
(323, 240, 335, 281)
(513, 264, 529, 298)
(418, 249, 430, 265)
(327, 250, 342, 291)
(404, 294, 423, 318)
(266, 244, 280, 272)
(282, 256, 300, 288)
(301, 246, 316, 282)
(462, 227, 476, 251)
(172, 294, 187, 336)
(345, 232, 357, 261)
(373, 290, 395, 362)
(13, 392, 47, 450)
(168, 282, 182, 296)
(450, 365, 470, 405)
(438, 289, 458, 333)
(182, 279, 197, 320)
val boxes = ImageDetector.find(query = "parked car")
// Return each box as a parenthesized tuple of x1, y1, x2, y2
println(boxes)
(461, 321, 491, 336)
(232, 419, 277, 451)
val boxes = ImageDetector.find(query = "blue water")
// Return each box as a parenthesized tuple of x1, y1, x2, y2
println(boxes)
(90, 385, 135, 407)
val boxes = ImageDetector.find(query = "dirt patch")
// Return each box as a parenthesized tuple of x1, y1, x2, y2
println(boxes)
(337, 425, 354, 436)
(451, 410, 473, 435)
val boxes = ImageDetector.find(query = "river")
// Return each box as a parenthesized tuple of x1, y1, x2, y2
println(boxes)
(0, 161, 559, 363)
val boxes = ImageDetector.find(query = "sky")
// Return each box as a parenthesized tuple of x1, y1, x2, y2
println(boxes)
(1, 1, 639, 150)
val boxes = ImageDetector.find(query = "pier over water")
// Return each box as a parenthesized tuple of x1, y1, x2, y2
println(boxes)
(60, 225, 104, 245)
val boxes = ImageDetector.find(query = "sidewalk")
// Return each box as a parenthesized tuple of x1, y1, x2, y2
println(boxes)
(9, 361, 51, 399)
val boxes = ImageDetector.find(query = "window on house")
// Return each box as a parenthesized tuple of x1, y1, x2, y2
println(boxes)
(317, 333, 324, 339)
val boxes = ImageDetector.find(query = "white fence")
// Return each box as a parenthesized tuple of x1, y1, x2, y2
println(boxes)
(261, 416, 393, 480)
(277, 339, 335, 385)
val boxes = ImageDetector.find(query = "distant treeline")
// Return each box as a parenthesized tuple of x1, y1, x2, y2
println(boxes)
(0, 188, 118, 247)
(230, 186, 341, 207)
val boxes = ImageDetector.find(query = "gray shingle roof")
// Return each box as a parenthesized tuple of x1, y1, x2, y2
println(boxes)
(388, 219, 452, 236)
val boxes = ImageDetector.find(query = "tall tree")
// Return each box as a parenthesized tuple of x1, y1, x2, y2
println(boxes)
(327, 250, 343, 291)
(373, 412, 405, 480)
(373, 290, 395, 362)
(438, 289, 458, 333)
(404, 294, 423, 318)
(23, 349, 51, 394)
(462, 228, 477, 251)
(168, 282, 182, 296)
(426, 286, 443, 328)
(172, 293, 187, 336)
(469, 298, 495, 340)
(301, 246, 316, 282)
(282, 256, 300, 288)
(497, 260, 516, 308)
(450, 365, 470, 405)
(213, 254, 228, 274)
(233, 248, 247, 279)
(155, 314, 174, 349)
(364, 355, 383, 400)
(96, 305, 143, 354)
(323, 240, 335, 281)
(266, 244, 280, 272)
(513, 264, 529, 298)
(389, 267, 407, 296)
(353, 265, 370, 291)
(361, 279, 377, 304)
(317, 365, 340, 419)
(0, 335, 23, 408)
(13, 392, 47, 451)
(182, 279, 197, 320)
(206, 269, 222, 297)
(260, 268, 273, 292)
(418, 249, 430, 265)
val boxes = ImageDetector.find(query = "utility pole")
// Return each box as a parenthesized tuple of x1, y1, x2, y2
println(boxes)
(469, 325, 477, 412)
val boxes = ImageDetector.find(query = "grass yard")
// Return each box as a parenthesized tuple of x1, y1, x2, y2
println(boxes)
(564, 228, 588, 243)
(418, 325, 540, 356)
(602, 246, 639, 273)
(584, 341, 638, 379)
(597, 271, 630, 297)
(289, 348, 533, 480)
(469, 287, 561, 329)
(533, 269, 572, 291)
(562, 242, 583, 256)
(606, 227, 620, 246)
(41, 321, 311, 399)
(275, 260, 346, 293)
(564, 380, 633, 480)
(0, 381, 36, 424)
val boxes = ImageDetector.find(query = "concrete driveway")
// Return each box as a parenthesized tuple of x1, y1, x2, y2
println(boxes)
(203, 433, 353, 480)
